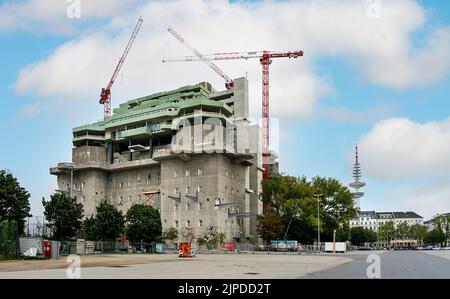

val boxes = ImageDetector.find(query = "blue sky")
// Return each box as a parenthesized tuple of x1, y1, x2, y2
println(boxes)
(1, 0, 450, 220)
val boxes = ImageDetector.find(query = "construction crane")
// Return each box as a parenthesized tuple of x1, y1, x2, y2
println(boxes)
(167, 27, 234, 89)
(163, 50, 304, 181)
(99, 16, 143, 118)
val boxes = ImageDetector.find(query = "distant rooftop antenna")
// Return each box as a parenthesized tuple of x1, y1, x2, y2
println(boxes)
(349, 144, 366, 210)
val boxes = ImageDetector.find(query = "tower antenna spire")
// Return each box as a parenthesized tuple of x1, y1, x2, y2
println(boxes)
(349, 143, 366, 210)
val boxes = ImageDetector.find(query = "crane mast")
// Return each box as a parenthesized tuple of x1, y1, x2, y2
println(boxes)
(100, 16, 143, 118)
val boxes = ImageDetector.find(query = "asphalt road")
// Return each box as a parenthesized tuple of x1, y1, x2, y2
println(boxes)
(304, 250, 450, 279)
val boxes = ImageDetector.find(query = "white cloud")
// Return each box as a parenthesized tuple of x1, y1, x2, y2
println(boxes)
(384, 178, 450, 219)
(0, 0, 138, 34)
(11, 0, 450, 121)
(322, 102, 396, 124)
(358, 117, 450, 180)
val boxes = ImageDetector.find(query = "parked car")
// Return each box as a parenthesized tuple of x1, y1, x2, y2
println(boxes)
(423, 245, 434, 250)
(442, 247, 450, 250)
(432, 247, 442, 250)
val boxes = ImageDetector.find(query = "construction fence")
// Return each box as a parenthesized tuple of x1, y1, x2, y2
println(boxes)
(7, 236, 335, 259)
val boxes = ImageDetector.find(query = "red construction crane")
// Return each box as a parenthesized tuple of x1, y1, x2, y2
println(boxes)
(99, 16, 143, 118)
(163, 50, 304, 181)
(167, 27, 234, 89)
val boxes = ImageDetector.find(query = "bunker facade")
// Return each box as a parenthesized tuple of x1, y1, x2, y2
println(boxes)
(50, 78, 271, 243)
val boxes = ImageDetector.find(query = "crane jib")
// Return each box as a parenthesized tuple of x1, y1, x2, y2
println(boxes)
(100, 17, 143, 118)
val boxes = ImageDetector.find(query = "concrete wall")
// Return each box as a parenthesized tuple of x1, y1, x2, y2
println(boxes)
(248, 125, 263, 242)
(72, 146, 106, 164)
(108, 166, 161, 214)
(57, 169, 108, 217)
(159, 154, 249, 242)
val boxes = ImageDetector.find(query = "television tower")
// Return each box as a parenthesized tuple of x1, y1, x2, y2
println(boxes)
(349, 144, 366, 210)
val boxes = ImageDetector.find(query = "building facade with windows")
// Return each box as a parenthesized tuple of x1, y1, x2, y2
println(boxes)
(350, 211, 423, 232)
(50, 78, 270, 243)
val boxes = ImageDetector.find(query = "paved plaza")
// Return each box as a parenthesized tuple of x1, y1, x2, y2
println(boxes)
(0, 252, 351, 279)
(1, 250, 449, 279)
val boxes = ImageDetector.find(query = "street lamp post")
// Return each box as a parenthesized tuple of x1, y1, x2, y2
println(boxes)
(333, 229, 336, 253)
(314, 194, 321, 252)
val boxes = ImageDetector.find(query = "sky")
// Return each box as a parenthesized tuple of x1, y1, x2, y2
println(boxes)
(0, 0, 450, 220)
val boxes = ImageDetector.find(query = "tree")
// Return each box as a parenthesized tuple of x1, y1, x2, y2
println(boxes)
(424, 229, 446, 246)
(311, 177, 357, 242)
(0, 170, 31, 234)
(262, 175, 310, 240)
(433, 214, 450, 245)
(256, 211, 284, 244)
(197, 225, 224, 249)
(180, 227, 196, 242)
(79, 216, 98, 241)
(350, 227, 377, 246)
(42, 193, 83, 241)
(378, 221, 396, 242)
(282, 217, 316, 243)
(94, 200, 125, 241)
(335, 222, 351, 242)
(395, 221, 412, 240)
(161, 227, 178, 244)
(218, 231, 225, 247)
(410, 224, 427, 244)
(262, 174, 357, 244)
(125, 204, 162, 243)
(0, 220, 17, 258)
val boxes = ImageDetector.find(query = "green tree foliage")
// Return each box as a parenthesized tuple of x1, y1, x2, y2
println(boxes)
(424, 228, 446, 245)
(125, 204, 162, 243)
(197, 225, 225, 249)
(218, 232, 225, 246)
(311, 177, 357, 241)
(395, 221, 412, 239)
(350, 227, 377, 246)
(410, 224, 427, 243)
(94, 200, 125, 241)
(262, 174, 357, 243)
(335, 222, 351, 242)
(0, 220, 17, 259)
(79, 216, 97, 241)
(378, 221, 396, 241)
(42, 193, 83, 241)
(433, 214, 450, 244)
(0, 170, 31, 234)
(256, 211, 284, 244)
(161, 227, 178, 244)
(281, 217, 316, 243)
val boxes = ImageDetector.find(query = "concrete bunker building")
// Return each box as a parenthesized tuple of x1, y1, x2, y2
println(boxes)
(50, 77, 273, 243)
